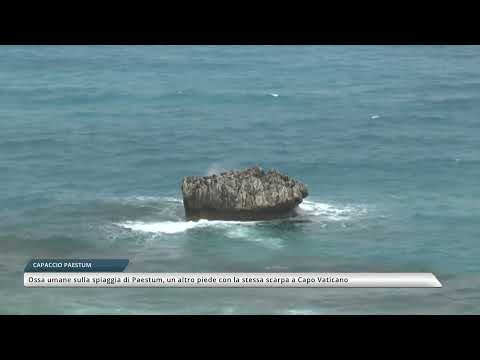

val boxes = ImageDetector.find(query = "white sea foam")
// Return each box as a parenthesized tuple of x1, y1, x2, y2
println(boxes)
(287, 309, 315, 315)
(225, 226, 252, 239)
(225, 227, 284, 249)
(162, 197, 183, 203)
(371, 115, 380, 119)
(118, 221, 199, 234)
(117, 219, 257, 234)
(205, 163, 227, 176)
(298, 200, 367, 221)
(252, 237, 284, 249)
(121, 196, 183, 204)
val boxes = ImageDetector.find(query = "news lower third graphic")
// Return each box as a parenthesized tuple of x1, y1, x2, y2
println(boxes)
(23, 259, 442, 288)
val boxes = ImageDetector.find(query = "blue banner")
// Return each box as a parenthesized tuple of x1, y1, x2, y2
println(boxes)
(24, 259, 129, 272)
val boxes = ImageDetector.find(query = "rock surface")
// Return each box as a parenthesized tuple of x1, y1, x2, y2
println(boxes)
(181, 166, 308, 220)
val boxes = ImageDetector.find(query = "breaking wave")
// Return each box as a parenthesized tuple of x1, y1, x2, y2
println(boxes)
(298, 200, 368, 221)
(120, 195, 183, 205)
(116, 218, 258, 234)
(112, 197, 369, 239)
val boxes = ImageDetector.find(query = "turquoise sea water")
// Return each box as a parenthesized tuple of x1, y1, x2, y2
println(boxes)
(1, 45, 480, 314)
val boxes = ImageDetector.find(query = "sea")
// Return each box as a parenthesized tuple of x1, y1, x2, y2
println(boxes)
(1, 45, 479, 314)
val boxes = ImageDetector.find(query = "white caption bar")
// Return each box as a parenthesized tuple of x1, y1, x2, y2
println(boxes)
(24, 272, 442, 288)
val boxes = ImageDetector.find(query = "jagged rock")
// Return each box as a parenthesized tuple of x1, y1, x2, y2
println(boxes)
(181, 166, 308, 220)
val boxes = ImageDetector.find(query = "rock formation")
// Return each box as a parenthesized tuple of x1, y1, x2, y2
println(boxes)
(181, 166, 308, 220)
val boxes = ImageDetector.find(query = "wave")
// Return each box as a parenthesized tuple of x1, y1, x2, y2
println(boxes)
(112, 197, 369, 238)
(117, 220, 200, 234)
(124, 195, 182, 203)
(286, 309, 316, 315)
(224, 226, 284, 249)
(205, 163, 228, 176)
(122, 196, 369, 222)
(298, 200, 368, 221)
(116, 218, 258, 234)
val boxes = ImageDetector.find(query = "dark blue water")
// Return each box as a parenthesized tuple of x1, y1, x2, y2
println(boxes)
(1, 46, 479, 314)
